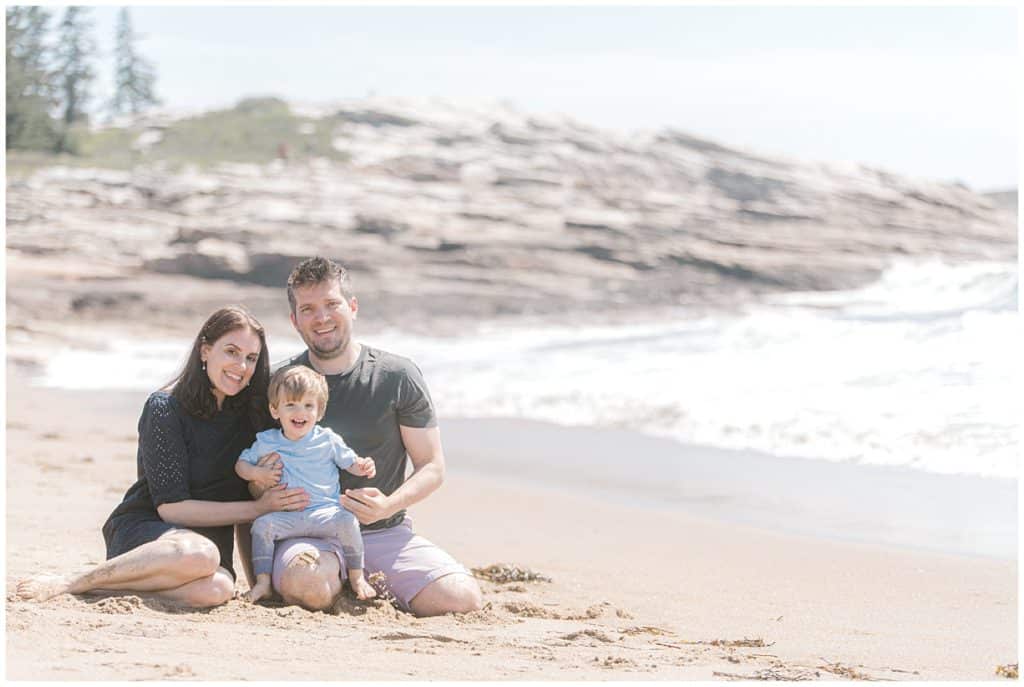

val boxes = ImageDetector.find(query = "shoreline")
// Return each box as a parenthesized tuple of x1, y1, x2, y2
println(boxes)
(10, 281, 1018, 489)
(9, 360, 1018, 561)
(442, 417, 1017, 562)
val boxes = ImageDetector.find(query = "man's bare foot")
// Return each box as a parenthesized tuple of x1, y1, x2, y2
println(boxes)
(244, 577, 273, 603)
(348, 571, 377, 600)
(15, 574, 71, 602)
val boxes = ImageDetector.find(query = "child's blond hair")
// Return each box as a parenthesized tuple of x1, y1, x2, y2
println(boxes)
(268, 365, 329, 420)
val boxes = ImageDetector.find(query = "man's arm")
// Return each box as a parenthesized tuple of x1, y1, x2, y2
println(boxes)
(339, 425, 445, 525)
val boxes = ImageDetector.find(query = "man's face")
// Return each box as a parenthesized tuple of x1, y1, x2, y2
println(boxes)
(289, 279, 357, 360)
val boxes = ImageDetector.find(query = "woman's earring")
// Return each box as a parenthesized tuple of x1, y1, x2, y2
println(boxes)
(202, 360, 207, 372)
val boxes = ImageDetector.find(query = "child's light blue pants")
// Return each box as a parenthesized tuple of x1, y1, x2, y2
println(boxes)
(250, 505, 363, 576)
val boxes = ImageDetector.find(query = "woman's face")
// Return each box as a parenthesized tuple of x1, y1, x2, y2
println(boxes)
(200, 327, 262, 407)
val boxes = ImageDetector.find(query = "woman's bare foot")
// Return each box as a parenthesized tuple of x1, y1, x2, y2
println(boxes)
(348, 570, 377, 600)
(244, 575, 273, 603)
(15, 574, 71, 602)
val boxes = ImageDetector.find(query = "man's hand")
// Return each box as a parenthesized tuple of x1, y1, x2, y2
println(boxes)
(347, 456, 376, 479)
(256, 484, 310, 515)
(340, 487, 395, 525)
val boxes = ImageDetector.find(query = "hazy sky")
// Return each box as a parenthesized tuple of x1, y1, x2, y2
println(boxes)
(78, 4, 1018, 190)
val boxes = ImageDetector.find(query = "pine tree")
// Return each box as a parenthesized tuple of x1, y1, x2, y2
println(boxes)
(5, 6, 57, 149)
(110, 7, 159, 117)
(53, 5, 96, 153)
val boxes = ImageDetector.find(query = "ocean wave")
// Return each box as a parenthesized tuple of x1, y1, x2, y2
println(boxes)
(37, 259, 1019, 479)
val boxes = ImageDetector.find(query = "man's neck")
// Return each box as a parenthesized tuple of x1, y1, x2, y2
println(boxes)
(308, 341, 362, 376)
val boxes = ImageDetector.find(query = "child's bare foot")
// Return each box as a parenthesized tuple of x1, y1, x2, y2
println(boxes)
(348, 571, 377, 600)
(244, 576, 272, 603)
(15, 574, 71, 602)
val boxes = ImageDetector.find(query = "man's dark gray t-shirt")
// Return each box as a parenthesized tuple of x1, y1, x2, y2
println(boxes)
(277, 345, 436, 531)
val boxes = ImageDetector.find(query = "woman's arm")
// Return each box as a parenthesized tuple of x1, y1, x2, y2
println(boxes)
(157, 485, 309, 527)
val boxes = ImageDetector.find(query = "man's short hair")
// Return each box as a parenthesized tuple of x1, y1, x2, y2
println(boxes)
(268, 365, 329, 419)
(286, 256, 354, 313)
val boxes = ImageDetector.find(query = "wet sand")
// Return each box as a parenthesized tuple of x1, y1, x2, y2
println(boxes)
(442, 417, 1017, 560)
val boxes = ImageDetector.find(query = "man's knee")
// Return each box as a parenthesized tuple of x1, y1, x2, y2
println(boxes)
(409, 573, 483, 617)
(276, 557, 341, 611)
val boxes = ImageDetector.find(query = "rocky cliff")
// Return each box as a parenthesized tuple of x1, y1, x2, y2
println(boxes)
(5, 97, 1016, 332)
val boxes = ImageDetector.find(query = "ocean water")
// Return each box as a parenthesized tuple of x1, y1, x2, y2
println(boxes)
(40, 259, 1019, 479)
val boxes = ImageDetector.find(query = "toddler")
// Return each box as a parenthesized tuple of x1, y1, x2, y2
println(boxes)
(236, 365, 377, 602)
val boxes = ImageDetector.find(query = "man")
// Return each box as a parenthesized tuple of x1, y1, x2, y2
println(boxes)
(238, 256, 483, 616)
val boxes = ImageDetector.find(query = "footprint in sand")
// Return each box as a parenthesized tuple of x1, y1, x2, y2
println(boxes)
(596, 655, 635, 669)
(560, 629, 617, 644)
(501, 600, 632, 621)
(372, 631, 468, 644)
(620, 625, 674, 636)
(93, 596, 143, 614)
(496, 584, 528, 593)
(164, 664, 195, 678)
(502, 601, 561, 619)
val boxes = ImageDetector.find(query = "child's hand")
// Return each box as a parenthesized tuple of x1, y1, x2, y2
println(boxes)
(349, 456, 376, 479)
(252, 462, 282, 489)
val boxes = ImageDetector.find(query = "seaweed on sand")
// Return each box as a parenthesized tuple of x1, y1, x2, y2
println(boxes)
(471, 563, 552, 584)
(996, 663, 1018, 679)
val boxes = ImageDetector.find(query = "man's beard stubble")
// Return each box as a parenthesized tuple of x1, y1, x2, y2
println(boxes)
(308, 331, 350, 360)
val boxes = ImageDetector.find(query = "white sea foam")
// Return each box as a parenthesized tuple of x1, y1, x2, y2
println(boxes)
(40, 259, 1019, 479)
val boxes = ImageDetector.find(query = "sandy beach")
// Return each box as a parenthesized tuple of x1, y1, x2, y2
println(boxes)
(4, 367, 1017, 680)
(4, 17, 1018, 679)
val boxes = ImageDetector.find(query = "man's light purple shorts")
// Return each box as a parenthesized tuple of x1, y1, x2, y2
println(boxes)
(269, 516, 469, 611)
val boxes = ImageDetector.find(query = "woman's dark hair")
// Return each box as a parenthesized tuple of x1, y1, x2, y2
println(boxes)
(166, 305, 273, 430)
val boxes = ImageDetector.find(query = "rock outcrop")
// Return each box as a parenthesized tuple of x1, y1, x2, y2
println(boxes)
(6, 97, 1016, 325)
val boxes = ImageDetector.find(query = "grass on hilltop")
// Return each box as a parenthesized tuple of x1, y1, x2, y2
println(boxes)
(5, 97, 351, 179)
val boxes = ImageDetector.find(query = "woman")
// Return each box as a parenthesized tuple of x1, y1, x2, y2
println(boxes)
(16, 306, 309, 607)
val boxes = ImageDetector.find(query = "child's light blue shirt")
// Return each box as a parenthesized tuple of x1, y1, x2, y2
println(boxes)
(238, 425, 357, 510)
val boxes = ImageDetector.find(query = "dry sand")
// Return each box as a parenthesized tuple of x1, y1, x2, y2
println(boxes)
(4, 369, 1018, 680)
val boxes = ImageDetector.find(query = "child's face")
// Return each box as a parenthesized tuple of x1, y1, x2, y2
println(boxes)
(270, 391, 321, 441)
